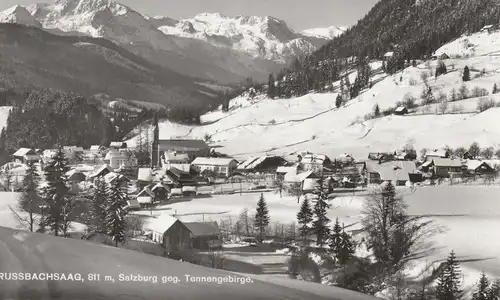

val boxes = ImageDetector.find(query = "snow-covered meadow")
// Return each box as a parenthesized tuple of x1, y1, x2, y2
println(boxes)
(136, 185, 500, 287)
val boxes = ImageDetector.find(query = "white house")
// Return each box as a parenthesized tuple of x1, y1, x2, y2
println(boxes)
(191, 157, 238, 177)
(104, 150, 135, 169)
(162, 151, 191, 172)
(12, 148, 40, 164)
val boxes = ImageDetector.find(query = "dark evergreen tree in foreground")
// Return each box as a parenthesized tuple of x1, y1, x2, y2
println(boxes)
(488, 279, 500, 300)
(16, 161, 41, 232)
(493, 83, 499, 95)
(39, 148, 70, 236)
(336, 94, 343, 108)
(311, 178, 331, 247)
(297, 197, 313, 243)
(473, 273, 491, 300)
(254, 193, 270, 242)
(463, 66, 471, 82)
(330, 218, 343, 257)
(105, 179, 129, 247)
(373, 103, 380, 117)
(89, 177, 108, 233)
(435, 250, 463, 300)
(338, 229, 356, 265)
(436, 60, 448, 77)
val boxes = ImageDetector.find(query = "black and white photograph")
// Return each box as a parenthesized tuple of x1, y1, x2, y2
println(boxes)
(0, 0, 500, 299)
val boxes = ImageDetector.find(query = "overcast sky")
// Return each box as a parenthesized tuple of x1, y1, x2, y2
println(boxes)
(1, 0, 378, 30)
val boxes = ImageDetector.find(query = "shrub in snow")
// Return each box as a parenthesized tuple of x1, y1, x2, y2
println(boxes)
(477, 97, 495, 112)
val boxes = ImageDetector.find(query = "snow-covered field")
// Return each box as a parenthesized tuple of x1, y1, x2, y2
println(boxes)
(0, 192, 87, 232)
(126, 29, 500, 161)
(137, 185, 500, 287)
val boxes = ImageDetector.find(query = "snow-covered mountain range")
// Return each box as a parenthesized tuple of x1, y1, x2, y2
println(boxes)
(0, 0, 345, 83)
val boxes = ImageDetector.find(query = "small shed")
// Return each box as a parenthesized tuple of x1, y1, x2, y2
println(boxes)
(481, 24, 495, 34)
(183, 221, 221, 250)
(394, 106, 408, 115)
(144, 215, 192, 252)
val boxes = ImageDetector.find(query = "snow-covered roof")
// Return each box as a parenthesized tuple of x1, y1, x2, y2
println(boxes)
(90, 145, 102, 151)
(183, 222, 219, 237)
(426, 149, 447, 158)
(151, 182, 166, 191)
(191, 157, 236, 166)
(136, 186, 155, 199)
(384, 51, 394, 57)
(13, 148, 36, 157)
(138, 168, 153, 182)
(465, 160, 492, 171)
(377, 161, 418, 182)
(395, 106, 407, 112)
(237, 156, 267, 169)
(104, 150, 128, 160)
(145, 215, 181, 234)
(432, 158, 462, 167)
(284, 170, 315, 183)
(482, 25, 493, 30)
(301, 153, 329, 164)
(104, 172, 129, 183)
(63, 146, 84, 152)
(276, 166, 296, 174)
(163, 152, 190, 162)
(88, 164, 113, 178)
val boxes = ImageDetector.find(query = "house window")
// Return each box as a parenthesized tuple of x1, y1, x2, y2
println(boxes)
(220, 167, 227, 173)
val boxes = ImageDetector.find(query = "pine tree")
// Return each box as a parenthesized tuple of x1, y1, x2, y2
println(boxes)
(297, 198, 313, 243)
(17, 161, 40, 232)
(336, 94, 343, 108)
(487, 280, 500, 300)
(435, 250, 463, 300)
(330, 218, 343, 258)
(463, 66, 471, 82)
(267, 74, 276, 99)
(374, 103, 380, 117)
(89, 177, 107, 233)
(105, 179, 129, 247)
(493, 83, 498, 94)
(39, 148, 70, 236)
(472, 273, 490, 300)
(338, 229, 355, 265)
(311, 177, 331, 247)
(254, 193, 270, 243)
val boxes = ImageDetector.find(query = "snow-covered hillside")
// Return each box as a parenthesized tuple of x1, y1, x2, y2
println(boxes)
(0, 106, 11, 133)
(127, 28, 500, 160)
(1, 0, 343, 82)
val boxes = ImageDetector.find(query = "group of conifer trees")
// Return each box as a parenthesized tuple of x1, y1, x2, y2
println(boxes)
(17, 148, 130, 246)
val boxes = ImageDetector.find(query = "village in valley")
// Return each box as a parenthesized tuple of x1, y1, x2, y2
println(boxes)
(2, 100, 500, 281)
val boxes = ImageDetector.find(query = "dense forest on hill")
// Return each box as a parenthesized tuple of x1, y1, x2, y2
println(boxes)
(0, 89, 163, 163)
(263, 0, 500, 101)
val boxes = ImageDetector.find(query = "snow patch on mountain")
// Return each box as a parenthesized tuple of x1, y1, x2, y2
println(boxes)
(0, 5, 41, 27)
(302, 25, 346, 39)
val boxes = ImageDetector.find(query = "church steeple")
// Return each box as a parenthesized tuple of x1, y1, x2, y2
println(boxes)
(150, 113, 159, 169)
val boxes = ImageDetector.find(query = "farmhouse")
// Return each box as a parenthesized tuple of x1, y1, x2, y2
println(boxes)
(183, 222, 221, 250)
(191, 157, 238, 177)
(378, 161, 421, 186)
(431, 158, 463, 177)
(383, 51, 394, 60)
(145, 215, 192, 252)
(284, 170, 319, 193)
(394, 106, 408, 115)
(12, 148, 40, 164)
(464, 160, 495, 175)
(276, 165, 298, 180)
(157, 139, 210, 162)
(299, 153, 332, 174)
(425, 149, 449, 161)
